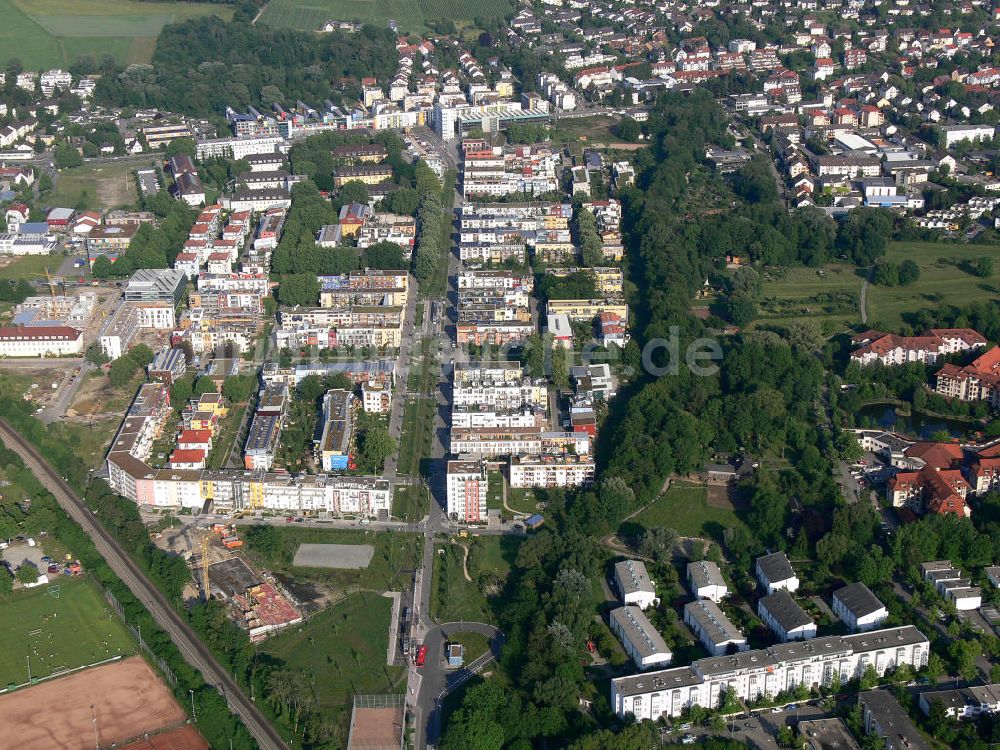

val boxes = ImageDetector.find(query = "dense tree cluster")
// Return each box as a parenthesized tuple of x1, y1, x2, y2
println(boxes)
(94, 19, 398, 118)
(92, 200, 196, 278)
(414, 193, 448, 284)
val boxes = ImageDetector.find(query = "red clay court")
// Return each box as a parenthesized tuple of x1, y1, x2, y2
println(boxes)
(119, 726, 208, 750)
(0, 656, 191, 750)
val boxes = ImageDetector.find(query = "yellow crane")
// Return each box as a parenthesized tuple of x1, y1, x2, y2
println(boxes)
(27, 267, 58, 298)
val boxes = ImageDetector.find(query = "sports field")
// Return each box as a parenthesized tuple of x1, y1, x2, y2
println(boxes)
(258, 0, 512, 32)
(1, 0, 233, 70)
(0, 578, 133, 687)
(0, 656, 186, 750)
(865, 240, 1000, 329)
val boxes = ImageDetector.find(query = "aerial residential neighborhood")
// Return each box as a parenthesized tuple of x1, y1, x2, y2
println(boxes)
(6, 0, 1000, 748)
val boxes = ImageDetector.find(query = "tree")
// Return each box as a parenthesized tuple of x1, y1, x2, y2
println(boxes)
(859, 664, 880, 690)
(90, 255, 115, 279)
(128, 343, 154, 367)
(899, 259, 920, 285)
(244, 525, 284, 563)
(277, 273, 320, 306)
(222, 375, 255, 404)
(85, 343, 109, 366)
(975, 255, 994, 278)
(362, 241, 406, 270)
(16, 564, 37, 584)
(727, 294, 758, 327)
(164, 137, 195, 157)
(357, 417, 396, 473)
(337, 180, 369, 206)
(54, 142, 83, 168)
(638, 527, 676, 559)
(108, 356, 138, 388)
(0, 568, 11, 594)
(414, 159, 441, 196)
(192, 376, 217, 396)
(617, 117, 641, 142)
(873, 261, 900, 287)
(551, 345, 568, 389)
(170, 375, 193, 407)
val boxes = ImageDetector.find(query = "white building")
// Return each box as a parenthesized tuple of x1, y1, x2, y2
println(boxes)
(609, 606, 672, 671)
(756, 552, 800, 594)
(683, 599, 747, 656)
(687, 560, 728, 603)
(0, 325, 83, 357)
(939, 124, 996, 148)
(361, 381, 391, 414)
(446, 458, 488, 523)
(832, 582, 887, 632)
(918, 684, 1000, 719)
(508, 454, 595, 488)
(758, 590, 816, 641)
(613, 559, 658, 610)
(611, 626, 929, 721)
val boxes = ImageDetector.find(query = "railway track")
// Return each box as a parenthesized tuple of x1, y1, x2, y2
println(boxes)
(0, 419, 287, 750)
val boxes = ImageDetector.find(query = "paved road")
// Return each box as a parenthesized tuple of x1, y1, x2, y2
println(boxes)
(40, 361, 92, 424)
(415, 622, 504, 748)
(0, 419, 288, 750)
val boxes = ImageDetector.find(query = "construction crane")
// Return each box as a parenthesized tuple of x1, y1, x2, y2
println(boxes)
(27, 268, 58, 298)
(200, 533, 211, 600)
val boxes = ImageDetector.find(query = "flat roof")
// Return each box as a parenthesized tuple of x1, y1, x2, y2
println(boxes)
(612, 666, 701, 697)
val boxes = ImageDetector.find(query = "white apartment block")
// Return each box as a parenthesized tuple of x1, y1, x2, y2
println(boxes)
(0, 326, 83, 357)
(687, 560, 728, 603)
(614, 559, 658, 610)
(832, 583, 888, 632)
(508, 454, 596, 488)
(756, 552, 800, 595)
(612, 626, 929, 721)
(758, 590, 817, 642)
(684, 600, 748, 656)
(610, 606, 672, 671)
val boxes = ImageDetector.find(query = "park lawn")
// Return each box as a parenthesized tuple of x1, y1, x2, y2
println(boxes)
(432, 542, 490, 623)
(757, 263, 863, 331)
(0, 254, 62, 282)
(0, 577, 133, 687)
(507, 486, 540, 515)
(486, 471, 503, 510)
(4, 0, 232, 68)
(260, 593, 402, 740)
(627, 481, 749, 544)
(549, 115, 622, 147)
(865, 241, 1000, 329)
(49, 161, 153, 211)
(466, 534, 520, 582)
(244, 527, 422, 595)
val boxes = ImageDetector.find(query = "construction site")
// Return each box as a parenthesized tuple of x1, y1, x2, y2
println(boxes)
(153, 523, 302, 642)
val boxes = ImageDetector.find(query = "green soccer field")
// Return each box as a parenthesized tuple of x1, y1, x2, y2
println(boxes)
(0, 578, 134, 688)
(258, 0, 512, 32)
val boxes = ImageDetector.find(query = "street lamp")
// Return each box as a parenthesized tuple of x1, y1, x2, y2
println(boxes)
(189, 688, 196, 719)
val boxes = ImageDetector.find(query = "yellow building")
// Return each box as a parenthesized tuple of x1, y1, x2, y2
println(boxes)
(545, 298, 629, 322)
(333, 165, 393, 187)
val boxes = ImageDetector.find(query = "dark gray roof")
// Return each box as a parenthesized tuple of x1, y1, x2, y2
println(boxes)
(759, 590, 814, 633)
(609, 606, 671, 660)
(756, 551, 796, 584)
(833, 582, 885, 618)
(842, 625, 927, 654)
(612, 666, 701, 697)
(859, 689, 931, 750)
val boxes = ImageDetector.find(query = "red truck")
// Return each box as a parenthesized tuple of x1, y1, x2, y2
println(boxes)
(415, 645, 427, 667)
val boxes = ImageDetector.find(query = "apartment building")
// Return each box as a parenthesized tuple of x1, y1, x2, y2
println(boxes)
(316, 389, 354, 471)
(833, 582, 888, 632)
(0, 325, 83, 357)
(756, 552, 800, 594)
(614, 559, 658, 610)
(859, 690, 931, 750)
(508, 454, 596, 488)
(918, 684, 1000, 719)
(545, 299, 629, 323)
(610, 606, 672, 671)
(612, 627, 929, 721)
(935, 346, 1000, 407)
(851, 329, 987, 367)
(446, 459, 488, 523)
(687, 560, 728, 603)
(683, 599, 748, 656)
(758, 591, 816, 641)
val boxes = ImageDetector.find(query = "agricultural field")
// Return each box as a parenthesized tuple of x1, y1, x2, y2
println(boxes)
(259, 593, 401, 743)
(865, 240, 1000, 329)
(48, 160, 152, 211)
(0, 577, 133, 687)
(757, 263, 863, 332)
(1, 0, 233, 69)
(257, 0, 512, 32)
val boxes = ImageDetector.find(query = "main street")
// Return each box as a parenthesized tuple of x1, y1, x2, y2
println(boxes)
(0, 419, 288, 750)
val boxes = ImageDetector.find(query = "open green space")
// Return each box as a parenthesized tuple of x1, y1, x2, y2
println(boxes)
(757, 263, 862, 331)
(625, 481, 749, 544)
(258, 0, 511, 33)
(243, 527, 422, 595)
(48, 160, 151, 211)
(448, 630, 489, 663)
(0, 577, 133, 687)
(207, 403, 247, 470)
(58, 417, 121, 470)
(390, 486, 429, 522)
(865, 241, 1000, 329)
(507, 486, 540, 515)
(549, 115, 622, 148)
(486, 471, 503, 510)
(1, 0, 233, 69)
(259, 593, 401, 742)
(397, 398, 434, 477)
(432, 535, 520, 623)
(0, 254, 63, 282)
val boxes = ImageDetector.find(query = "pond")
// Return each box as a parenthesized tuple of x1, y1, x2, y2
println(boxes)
(856, 403, 977, 440)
